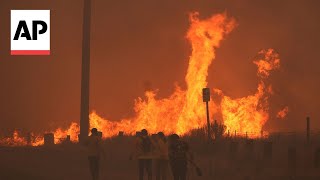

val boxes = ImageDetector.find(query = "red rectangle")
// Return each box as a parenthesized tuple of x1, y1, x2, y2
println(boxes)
(11, 50, 50, 55)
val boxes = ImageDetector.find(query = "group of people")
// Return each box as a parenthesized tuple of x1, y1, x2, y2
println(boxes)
(131, 129, 193, 180)
(85, 128, 194, 180)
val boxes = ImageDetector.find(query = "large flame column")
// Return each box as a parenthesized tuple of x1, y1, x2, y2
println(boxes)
(80, 0, 92, 142)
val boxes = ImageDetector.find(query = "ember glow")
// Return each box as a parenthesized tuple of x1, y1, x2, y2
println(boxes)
(0, 12, 285, 146)
(277, 106, 289, 119)
(0, 130, 28, 147)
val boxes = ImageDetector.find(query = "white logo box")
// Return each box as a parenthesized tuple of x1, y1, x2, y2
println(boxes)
(11, 10, 50, 55)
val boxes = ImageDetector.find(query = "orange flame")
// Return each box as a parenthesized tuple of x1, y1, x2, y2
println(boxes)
(221, 49, 280, 138)
(0, 12, 284, 146)
(30, 133, 44, 146)
(86, 12, 236, 137)
(53, 122, 80, 144)
(0, 130, 28, 147)
(277, 106, 289, 119)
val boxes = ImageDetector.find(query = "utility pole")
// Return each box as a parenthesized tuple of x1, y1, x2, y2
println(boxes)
(203, 88, 213, 177)
(80, 0, 92, 143)
(202, 88, 211, 141)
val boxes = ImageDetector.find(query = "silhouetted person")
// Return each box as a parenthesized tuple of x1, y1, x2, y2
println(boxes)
(85, 128, 104, 180)
(168, 134, 190, 180)
(130, 131, 142, 160)
(135, 129, 153, 180)
(154, 132, 168, 180)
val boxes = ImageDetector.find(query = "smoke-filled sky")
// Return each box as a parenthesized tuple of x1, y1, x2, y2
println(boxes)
(0, 0, 319, 133)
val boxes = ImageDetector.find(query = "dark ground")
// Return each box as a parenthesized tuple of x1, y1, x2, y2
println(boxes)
(1, 134, 320, 180)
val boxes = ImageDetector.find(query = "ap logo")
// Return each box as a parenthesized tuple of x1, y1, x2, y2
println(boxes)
(11, 10, 50, 55)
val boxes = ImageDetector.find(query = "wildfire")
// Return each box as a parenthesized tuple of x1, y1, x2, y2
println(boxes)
(53, 122, 80, 144)
(0, 130, 28, 147)
(86, 12, 236, 137)
(221, 49, 280, 138)
(0, 12, 286, 146)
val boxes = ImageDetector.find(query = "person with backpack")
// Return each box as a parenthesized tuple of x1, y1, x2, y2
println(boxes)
(168, 134, 190, 180)
(136, 129, 153, 180)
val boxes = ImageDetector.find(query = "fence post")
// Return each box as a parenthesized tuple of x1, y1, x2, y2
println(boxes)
(306, 116, 310, 143)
